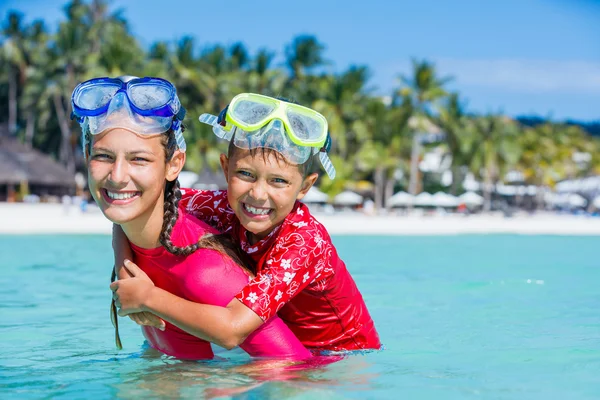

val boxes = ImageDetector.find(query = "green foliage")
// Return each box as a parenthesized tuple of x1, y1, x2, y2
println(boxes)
(1, 0, 598, 206)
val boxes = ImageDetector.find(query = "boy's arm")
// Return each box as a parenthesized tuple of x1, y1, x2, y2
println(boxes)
(112, 224, 165, 330)
(111, 260, 265, 350)
(179, 189, 234, 233)
(113, 224, 133, 280)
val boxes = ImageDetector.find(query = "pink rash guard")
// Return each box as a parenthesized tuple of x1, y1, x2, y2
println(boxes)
(128, 206, 311, 360)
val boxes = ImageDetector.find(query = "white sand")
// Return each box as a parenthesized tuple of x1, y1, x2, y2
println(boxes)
(1, 203, 600, 236)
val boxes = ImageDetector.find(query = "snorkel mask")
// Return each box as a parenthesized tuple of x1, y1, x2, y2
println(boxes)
(71, 76, 187, 154)
(199, 93, 336, 179)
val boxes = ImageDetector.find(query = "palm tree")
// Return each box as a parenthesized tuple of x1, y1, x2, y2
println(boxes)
(432, 93, 477, 194)
(19, 20, 49, 148)
(2, 11, 27, 136)
(470, 115, 521, 211)
(397, 59, 451, 195)
(285, 35, 326, 80)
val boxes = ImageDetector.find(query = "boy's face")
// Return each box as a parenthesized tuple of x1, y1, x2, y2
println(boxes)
(220, 148, 318, 242)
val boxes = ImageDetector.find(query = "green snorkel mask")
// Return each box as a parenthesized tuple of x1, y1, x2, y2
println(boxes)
(199, 93, 336, 179)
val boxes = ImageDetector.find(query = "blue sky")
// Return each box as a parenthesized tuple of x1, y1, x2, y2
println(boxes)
(2, 0, 599, 121)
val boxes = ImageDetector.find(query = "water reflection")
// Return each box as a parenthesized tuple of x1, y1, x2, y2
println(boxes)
(112, 347, 378, 399)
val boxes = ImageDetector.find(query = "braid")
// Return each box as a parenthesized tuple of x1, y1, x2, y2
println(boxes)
(159, 179, 200, 255)
(159, 179, 256, 274)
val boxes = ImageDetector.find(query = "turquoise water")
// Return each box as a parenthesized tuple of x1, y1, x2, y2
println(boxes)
(1, 234, 599, 399)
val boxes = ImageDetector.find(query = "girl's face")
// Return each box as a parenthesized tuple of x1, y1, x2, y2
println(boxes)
(87, 128, 183, 229)
(220, 149, 317, 243)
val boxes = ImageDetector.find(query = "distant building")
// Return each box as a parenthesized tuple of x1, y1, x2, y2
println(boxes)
(0, 135, 76, 202)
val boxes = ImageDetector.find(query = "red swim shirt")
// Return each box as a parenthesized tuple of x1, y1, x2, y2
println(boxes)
(129, 207, 310, 359)
(180, 189, 381, 351)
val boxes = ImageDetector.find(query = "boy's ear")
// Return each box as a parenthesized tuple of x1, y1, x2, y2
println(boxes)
(296, 173, 319, 200)
(219, 153, 230, 183)
(166, 150, 186, 181)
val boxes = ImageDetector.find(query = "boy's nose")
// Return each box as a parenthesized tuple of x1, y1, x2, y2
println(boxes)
(249, 181, 268, 201)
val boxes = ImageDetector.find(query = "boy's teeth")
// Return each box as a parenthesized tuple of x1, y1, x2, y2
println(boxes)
(107, 191, 137, 200)
(245, 204, 270, 215)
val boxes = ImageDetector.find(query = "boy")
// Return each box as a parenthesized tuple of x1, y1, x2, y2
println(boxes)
(113, 94, 381, 352)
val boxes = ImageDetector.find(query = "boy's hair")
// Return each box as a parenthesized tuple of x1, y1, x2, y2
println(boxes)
(85, 124, 255, 274)
(227, 138, 315, 178)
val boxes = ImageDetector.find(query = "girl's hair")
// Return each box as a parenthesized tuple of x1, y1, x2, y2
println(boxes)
(85, 124, 255, 275)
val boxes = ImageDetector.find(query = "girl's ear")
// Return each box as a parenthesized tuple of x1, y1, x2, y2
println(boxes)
(296, 172, 319, 200)
(219, 153, 230, 183)
(166, 150, 186, 181)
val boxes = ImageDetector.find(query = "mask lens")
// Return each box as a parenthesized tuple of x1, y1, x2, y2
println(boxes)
(231, 100, 275, 125)
(76, 83, 120, 110)
(128, 83, 171, 110)
(286, 110, 323, 141)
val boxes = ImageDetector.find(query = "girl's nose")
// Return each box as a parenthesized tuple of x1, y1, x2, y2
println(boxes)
(108, 157, 130, 186)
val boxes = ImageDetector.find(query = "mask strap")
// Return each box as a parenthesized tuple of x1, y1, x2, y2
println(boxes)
(319, 152, 336, 180)
(172, 119, 186, 152)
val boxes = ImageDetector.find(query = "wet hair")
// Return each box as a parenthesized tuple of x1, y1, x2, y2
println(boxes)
(227, 138, 315, 178)
(85, 124, 255, 274)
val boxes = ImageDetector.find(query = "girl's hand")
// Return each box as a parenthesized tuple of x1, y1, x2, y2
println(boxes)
(110, 259, 155, 316)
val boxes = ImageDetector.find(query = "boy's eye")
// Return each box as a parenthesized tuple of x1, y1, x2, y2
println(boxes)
(91, 153, 111, 161)
(272, 177, 288, 185)
(237, 170, 253, 178)
(132, 157, 149, 162)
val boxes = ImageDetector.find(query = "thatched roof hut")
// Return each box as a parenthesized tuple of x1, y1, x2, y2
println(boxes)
(0, 136, 76, 201)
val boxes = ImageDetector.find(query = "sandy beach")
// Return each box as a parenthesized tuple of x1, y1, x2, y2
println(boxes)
(1, 202, 600, 235)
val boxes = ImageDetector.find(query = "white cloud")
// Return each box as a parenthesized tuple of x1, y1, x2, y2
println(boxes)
(386, 58, 600, 94)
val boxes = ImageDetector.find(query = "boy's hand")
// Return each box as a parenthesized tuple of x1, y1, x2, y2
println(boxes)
(110, 260, 156, 317)
(129, 311, 166, 331)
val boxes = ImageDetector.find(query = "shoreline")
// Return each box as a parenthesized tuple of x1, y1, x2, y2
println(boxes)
(1, 203, 600, 236)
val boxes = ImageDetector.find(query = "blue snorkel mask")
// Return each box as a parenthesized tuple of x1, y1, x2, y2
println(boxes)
(71, 76, 187, 153)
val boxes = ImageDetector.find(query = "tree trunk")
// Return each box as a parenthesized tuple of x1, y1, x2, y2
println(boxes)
(408, 133, 421, 195)
(374, 166, 384, 210)
(483, 161, 494, 212)
(24, 111, 35, 147)
(8, 66, 18, 136)
(384, 175, 396, 211)
(450, 163, 461, 195)
(53, 92, 74, 173)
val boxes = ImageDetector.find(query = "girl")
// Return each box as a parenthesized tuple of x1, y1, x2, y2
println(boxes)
(74, 77, 310, 360)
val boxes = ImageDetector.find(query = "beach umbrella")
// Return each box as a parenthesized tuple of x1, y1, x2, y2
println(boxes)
(459, 191, 484, 206)
(431, 192, 460, 207)
(333, 191, 363, 206)
(543, 191, 556, 205)
(301, 187, 329, 204)
(496, 184, 517, 196)
(387, 191, 414, 207)
(414, 192, 434, 207)
(568, 193, 587, 208)
(462, 177, 480, 191)
(553, 193, 569, 206)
